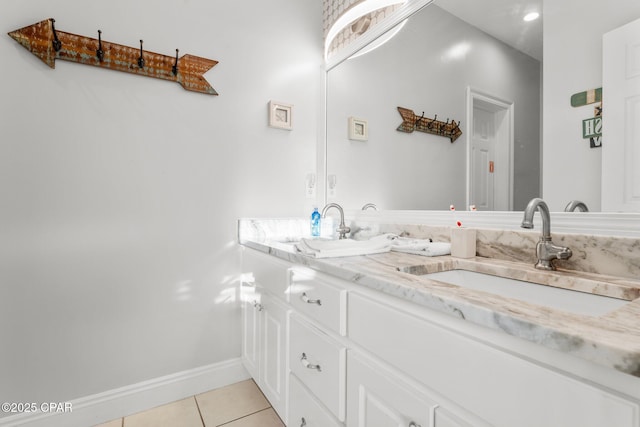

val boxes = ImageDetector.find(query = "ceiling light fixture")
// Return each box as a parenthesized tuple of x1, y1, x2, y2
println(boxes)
(523, 12, 540, 22)
(349, 19, 407, 60)
(325, 0, 408, 60)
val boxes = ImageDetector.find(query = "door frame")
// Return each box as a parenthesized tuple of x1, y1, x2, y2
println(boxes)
(465, 87, 515, 211)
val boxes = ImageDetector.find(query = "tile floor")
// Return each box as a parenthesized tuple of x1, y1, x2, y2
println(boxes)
(94, 379, 284, 427)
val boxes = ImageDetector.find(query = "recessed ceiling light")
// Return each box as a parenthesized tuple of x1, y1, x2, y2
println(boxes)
(523, 12, 540, 22)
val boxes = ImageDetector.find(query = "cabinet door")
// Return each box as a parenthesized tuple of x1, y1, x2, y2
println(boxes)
(241, 282, 262, 379)
(260, 293, 288, 422)
(347, 351, 433, 427)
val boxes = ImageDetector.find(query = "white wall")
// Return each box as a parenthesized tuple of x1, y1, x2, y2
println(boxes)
(327, 5, 540, 211)
(0, 0, 321, 415)
(542, 0, 640, 211)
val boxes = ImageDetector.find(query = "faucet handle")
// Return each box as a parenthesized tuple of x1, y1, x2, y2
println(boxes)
(336, 225, 351, 239)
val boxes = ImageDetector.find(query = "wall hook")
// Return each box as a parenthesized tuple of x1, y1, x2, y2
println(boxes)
(137, 39, 145, 68)
(427, 114, 437, 130)
(440, 119, 449, 134)
(415, 111, 425, 127)
(172, 48, 179, 76)
(50, 18, 62, 52)
(96, 30, 104, 62)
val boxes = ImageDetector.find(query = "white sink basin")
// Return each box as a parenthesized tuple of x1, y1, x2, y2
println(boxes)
(419, 269, 628, 317)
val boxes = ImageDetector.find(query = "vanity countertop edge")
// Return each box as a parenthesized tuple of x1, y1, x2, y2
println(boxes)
(239, 238, 640, 378)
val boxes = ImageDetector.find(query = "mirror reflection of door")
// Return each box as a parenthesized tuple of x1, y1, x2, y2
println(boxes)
(472, 105, 496, 210)
(468, 89, 514, 211)
(602, 16, 640, 212)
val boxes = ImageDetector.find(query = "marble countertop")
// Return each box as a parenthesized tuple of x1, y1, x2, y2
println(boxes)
(240, 238, 640, 378)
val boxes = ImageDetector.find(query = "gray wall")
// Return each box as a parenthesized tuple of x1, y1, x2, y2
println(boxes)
(0, 0, 321, 411)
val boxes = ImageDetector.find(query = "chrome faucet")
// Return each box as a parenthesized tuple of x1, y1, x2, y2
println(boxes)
(521, 198, 572, 270)
(564, 200, 589, 212)
(321, 203, 351, 239)
(361, 203, 378, 211)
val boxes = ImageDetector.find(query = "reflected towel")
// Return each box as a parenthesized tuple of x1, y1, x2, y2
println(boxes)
(295, 233, 395, 258)
(390, 236, 451, 256)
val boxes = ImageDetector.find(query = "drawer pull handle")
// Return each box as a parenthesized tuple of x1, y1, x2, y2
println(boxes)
(409, 422, 421, 427)
(300, 417, 307, 427)
(253, 300, 264, 311)
(300, 353, 322, 372)
(301, 292, 322, 306)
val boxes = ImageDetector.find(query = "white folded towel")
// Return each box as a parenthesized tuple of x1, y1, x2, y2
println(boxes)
(295, 234, 395, 258)
(390, 236, 451, 256)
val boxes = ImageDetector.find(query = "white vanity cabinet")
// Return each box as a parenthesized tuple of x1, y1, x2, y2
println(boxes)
(240, 247, 640, 427)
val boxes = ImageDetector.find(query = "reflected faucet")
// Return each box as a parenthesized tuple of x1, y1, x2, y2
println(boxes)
(521, 198, 572, 270)
(564, 200, 589, 212)
(361, 203, 378, 211)
(321, 203, 351, 239)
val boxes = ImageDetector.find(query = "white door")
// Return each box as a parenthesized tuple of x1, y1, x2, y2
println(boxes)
(602, 17, 640, 211)
(467, 88, 514, 211)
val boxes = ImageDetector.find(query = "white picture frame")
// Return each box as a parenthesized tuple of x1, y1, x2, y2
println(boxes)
(268, 101, 293, 130)
(348, 116, 368, 141)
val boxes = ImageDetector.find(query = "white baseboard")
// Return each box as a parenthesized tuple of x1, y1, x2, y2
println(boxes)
(0, 358, 250, 427)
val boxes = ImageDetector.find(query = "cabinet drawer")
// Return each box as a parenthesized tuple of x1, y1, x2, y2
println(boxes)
(289, 374, 342, 427)
(289, 268, 347, 335)
(243, 248, 290, 301)
(290, 315, 346, 421)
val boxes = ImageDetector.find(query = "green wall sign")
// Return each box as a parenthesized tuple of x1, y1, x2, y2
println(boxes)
(582, 116, 602, 139)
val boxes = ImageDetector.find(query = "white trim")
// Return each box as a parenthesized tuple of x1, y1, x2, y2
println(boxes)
(0, 358, 249, 427)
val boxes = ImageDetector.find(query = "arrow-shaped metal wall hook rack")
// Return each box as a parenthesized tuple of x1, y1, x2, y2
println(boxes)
(396, 106, 462, 143)
(8, 18, 219, 95)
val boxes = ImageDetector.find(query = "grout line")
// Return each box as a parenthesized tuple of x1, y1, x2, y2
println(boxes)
(216, 407, 273, 427)
(193, 395, 206, 427)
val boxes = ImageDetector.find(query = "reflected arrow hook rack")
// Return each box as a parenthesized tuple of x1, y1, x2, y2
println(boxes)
(396, 106, 462, 143)
(8, 18, 219, 95)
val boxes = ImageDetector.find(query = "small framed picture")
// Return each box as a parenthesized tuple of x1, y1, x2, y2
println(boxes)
(268, 101, 293, 130)
(348, 117, 368, 141)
